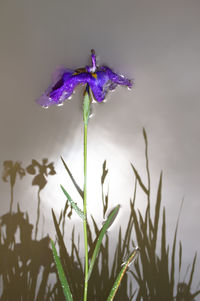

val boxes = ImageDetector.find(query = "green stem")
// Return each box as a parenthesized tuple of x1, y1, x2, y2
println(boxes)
(83, 122, 89, 301)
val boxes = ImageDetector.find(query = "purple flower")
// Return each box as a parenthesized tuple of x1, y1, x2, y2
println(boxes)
(36, 50, 133, 107)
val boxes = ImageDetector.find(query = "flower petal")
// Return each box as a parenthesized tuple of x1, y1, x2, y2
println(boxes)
(101, 66, 133, 88)
(51, 67, 73, 83)
(89, 71, 109, 102)
(36, 94, 57, 107)
(36, 51, 133, 107)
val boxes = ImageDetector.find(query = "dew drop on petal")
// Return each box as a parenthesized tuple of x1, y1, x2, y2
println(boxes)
(57, 102, 63, 107)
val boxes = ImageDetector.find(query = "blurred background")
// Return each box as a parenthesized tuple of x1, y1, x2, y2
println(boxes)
(0, 0, 200, 299)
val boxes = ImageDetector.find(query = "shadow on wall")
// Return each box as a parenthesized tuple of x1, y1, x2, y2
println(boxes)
(0, 130, 200, 300)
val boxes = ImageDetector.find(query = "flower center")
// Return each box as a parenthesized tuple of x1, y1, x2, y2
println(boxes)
(91, 73, 97, 79)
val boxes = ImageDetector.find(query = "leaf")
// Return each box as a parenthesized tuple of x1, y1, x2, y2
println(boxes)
(61, 157, 83, 199)
(51, 240, 73, 301)
(106, 248, 139, 301)
(87, 205, 120, 281)
(60, 185, 84, 220)
(83, 86, 91, 124)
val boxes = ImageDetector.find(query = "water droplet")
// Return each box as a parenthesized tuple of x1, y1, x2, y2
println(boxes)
(103, 98, 108, 103)
(127, 86, 132, 91)
(57, 102, 63, 107)
(42, 105, 49, 109)
(89, 112, 95, 119)
(121, 247, 139, 267)
(121, 261, 126, 267)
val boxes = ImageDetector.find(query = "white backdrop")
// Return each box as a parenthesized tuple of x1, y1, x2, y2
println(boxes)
(0, 0, 200, 292)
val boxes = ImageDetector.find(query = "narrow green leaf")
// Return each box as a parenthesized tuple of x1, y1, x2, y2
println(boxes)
(87, 205, 120, 281)
(51, 240, 73, 301)
(83, 87, 91, 124)
(107, 248, 139, 301)
(61, 157, 83, 199)
(60, 185, 85, 220)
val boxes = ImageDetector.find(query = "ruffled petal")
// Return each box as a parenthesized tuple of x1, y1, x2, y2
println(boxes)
(36, 94, 56, 107)
(37, 70, 92, 106)
(101, 66, 133, 88)
(51, 67, 73, 83)
(45, 69, 74, 96)
(89, 71, 109, 102)
(36, 51, 133, 107)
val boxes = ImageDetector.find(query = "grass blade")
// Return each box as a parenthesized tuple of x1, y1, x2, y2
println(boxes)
(106, 248, 139, 301)
(51, 240, 73, 301)
(60, 185, 84, 220)
(87, 205, 120, 281)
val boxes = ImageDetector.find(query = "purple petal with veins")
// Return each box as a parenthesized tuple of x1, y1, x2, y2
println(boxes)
(36, 50, 133, 107)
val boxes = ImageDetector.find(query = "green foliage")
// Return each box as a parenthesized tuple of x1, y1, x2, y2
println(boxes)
(60, 185, 85, 220)
(1, 130, 200, 300)
(51, 129, 199, 300)
(107, 248, 139, 301)
(87, 205, 120, 281)
(51, 240, 73, 301)
(83, 88, 91, 125)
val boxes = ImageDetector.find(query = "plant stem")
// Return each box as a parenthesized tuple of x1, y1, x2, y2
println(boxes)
(83, 122, 89, 301)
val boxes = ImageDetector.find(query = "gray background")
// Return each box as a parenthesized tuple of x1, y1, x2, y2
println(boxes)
(0, 0, 200, 292)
